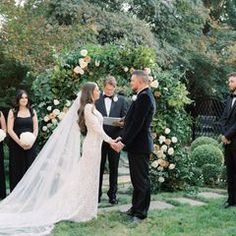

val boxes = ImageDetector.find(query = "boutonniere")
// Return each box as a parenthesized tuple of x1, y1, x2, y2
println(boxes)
(132, 95, 137, 101)
(113, 95, 118, 102)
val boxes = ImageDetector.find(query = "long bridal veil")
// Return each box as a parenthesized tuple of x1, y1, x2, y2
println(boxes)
(0, 93, 82, 235)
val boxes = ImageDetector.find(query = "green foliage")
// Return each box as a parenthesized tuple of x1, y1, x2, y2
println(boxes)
(191, 136, 219, 151)
(202, 163, 222, 186)
(190, 144, 224, 168)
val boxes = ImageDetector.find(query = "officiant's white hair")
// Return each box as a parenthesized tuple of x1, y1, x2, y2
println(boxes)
(132, 70, 149, 84)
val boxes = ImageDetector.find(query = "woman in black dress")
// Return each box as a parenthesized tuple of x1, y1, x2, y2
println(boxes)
(0, 111, 6, 199)
(7, 90, 38, 191)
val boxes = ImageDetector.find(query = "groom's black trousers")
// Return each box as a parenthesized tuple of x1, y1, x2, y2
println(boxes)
(128, 152, 150, 219)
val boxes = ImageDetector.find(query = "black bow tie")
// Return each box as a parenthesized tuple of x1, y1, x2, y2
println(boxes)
(103, 94, 113, 99)
(231, 94, 236, 98)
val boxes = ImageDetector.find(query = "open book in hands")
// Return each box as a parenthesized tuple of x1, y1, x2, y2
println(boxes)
(103, 117, 124, 127)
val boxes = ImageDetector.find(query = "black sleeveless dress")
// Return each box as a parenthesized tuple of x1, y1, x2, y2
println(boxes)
(9, 114, 37, 191)
(0, 112, 6, 199)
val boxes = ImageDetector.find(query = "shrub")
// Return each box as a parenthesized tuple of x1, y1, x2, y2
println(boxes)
(191, 136, 219, 151)
(190, 144, 224, 168)
(202, 164, 222, 186)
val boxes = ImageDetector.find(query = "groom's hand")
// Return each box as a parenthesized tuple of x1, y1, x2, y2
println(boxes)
(111, 141, 124, 153)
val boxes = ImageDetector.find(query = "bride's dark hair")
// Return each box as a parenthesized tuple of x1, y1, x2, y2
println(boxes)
(78, 82, 97, 135)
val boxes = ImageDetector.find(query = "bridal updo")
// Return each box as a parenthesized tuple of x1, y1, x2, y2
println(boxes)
(78, 82, 97, 135)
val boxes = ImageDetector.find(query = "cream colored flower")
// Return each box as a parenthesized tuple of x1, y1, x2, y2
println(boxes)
(65, 100, 71, 107)
(42, 126, 47, 132)
(158, 135, 166, 144)
(157, 166, 164, 171)
(169, 163, 176, 170)
(79, 58, 88, 69)
(150, 80, 159, 88)
(51, 118, 58, 125)
(164, 128, 171, 134)
(168, 147, 174, 155)
(44, 115, 50, 122)
(151, 160, 159, 168)
(158, 176, 165, 183)
(161, 144, 168, 152)
(165, 138, 171, 145)
(49, 113, 56, 119)
(53, 99, 60, 106)
(123, 67, 129, 72)
(73, 66, 84, 75)
(95, 60, 100, 67)
(144, 67, 151, 74)
(47, 123, 52, 128)
(171, 137, 178, 143)
(58, 112, 66, 120)
(53, 109, 60, 116)
(47, 106, 52, 111)
(80, 49, 88, 57)
(156, 150, 164, 158)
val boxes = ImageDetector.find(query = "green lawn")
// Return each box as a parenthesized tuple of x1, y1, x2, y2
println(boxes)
(52, 192, 236, 236)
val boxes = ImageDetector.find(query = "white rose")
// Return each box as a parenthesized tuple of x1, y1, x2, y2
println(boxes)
(113, 95, 118, 102)
(151, 160, 159, 168)
(171, 137, 178, 143)
(47, 106, 52, 111)
(156, 150, 164, 158)
(73, 66, 84, 75)
(53, 109, 60, 116)
(158, 135, 166, 144)
(65, 100, 71, 107)
(42, 126, 47, 132)
(53, 99, 60, 106)
(150, 80, 159, 88)
(80, 49, 88, 57)
(168, 147, 174, 155)
(95, 60, 100, 67)
(132, 95, 137, 101)
(165, 128, 171, 134)
(79, 59, 88, 69)
(51, 118, 58, 125)
(144, 67, 151, 74)
(158, 176, 165, 183)
(58, 112, 66, 120)
(161, 145, 168, 152)
(157, 166, 164, 171)
(44, 115, 49, 122)
(0, 129, 6, 142)
(20, 132, 36, 146)
(169, 163, 176, 170)
(47, 123, 52, 128)
(123, 67, 129, 72)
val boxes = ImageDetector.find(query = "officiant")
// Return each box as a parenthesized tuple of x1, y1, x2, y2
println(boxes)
(96, 76, 129, 204)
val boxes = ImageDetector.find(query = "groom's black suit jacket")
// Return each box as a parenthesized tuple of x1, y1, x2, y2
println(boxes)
(96, 94, 129, 139)
(221, 95, 236, 148)
(122, 87, 156, 154)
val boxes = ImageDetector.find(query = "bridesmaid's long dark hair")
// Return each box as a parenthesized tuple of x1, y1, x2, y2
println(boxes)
(78, 82, 97, 135)
(12, 90, 34, 118)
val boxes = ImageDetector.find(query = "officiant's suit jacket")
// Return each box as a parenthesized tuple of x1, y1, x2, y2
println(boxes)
(221, 95, 236, 148)
(96, 94, 129, 139)
(122, 87, 156, 154)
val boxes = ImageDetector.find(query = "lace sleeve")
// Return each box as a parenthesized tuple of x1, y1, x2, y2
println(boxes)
(84, 104, 111, 143)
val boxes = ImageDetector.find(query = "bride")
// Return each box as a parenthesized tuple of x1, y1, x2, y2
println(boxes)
(0, 82, 116, 235)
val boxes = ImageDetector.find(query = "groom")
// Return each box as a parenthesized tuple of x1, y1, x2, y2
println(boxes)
(112, 70, 156, 222)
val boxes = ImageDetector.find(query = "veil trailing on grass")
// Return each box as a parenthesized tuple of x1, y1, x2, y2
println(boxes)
(0, 93, 82, 235)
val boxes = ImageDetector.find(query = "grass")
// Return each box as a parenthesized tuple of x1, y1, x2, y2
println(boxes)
(51, 191, 236, 236)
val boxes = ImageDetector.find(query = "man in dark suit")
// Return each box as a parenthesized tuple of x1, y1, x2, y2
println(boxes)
(112, 70, 156, 222)
(96, 76, 129, 204)
(221, 72, 236, 208)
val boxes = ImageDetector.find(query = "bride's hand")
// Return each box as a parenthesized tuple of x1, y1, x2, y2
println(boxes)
(114, 136, 122, 142)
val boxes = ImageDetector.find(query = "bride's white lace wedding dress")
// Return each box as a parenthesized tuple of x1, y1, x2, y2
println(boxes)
(0, 94, 111, 235)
